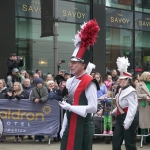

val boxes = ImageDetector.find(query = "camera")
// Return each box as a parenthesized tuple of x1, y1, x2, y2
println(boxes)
(17, 56, 22, 60)
(61, 60, 65, 63)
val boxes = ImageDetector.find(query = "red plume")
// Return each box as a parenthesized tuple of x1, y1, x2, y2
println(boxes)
(79, 20, 100, 48)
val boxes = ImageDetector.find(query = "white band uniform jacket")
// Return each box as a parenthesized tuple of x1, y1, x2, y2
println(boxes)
(114, 86, 138, 129)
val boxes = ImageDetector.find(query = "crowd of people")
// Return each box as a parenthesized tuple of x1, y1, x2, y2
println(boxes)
(1, 52, 150, 149)
(0, 52, 71, 143)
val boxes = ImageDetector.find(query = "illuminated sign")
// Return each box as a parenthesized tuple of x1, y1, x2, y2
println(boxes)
(106, 8, 133, 29)
(15, 0, 90, 23)
(135, 12, 150, 31)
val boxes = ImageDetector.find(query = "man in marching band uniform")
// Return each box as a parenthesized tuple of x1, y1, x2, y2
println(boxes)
(59, 20, 100, 150)
(112, 57, 139, 150)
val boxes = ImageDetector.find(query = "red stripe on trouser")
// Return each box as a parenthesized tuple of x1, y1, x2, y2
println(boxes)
(66, 113, 77, 150)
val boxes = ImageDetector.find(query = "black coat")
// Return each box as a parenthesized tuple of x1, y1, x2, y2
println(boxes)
(7, 58, 24, 75)
(0, 88, 8, 99)
(8, 91, 28, 100)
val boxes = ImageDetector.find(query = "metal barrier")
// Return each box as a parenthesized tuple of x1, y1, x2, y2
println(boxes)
(93, 98, 150, 148)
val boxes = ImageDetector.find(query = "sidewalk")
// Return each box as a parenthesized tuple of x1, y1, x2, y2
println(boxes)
(0, 136, 149, 150)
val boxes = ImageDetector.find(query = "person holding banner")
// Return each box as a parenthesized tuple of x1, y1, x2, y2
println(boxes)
(7, 82, 28, 143)
(0, 79, 9, 142)
(59, 20, 100, 150)
(30, 78, 48, 142)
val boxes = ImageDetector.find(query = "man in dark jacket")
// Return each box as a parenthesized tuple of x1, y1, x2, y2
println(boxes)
(7, 52, 24, 75)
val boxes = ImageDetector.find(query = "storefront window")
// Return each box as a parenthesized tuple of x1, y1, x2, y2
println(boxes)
(135, 0, 150, 13)
(106, 0, 133, 10)
(16, 17, 81, 75)
(135, 31, 150, 72)
(106, 27, 133, 73)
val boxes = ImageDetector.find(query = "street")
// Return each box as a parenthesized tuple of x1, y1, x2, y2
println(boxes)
(0, 136, 149, 150)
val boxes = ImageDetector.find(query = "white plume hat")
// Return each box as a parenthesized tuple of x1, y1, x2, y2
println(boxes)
(116, 57, 132, 79)
(85, 62, 96, 75)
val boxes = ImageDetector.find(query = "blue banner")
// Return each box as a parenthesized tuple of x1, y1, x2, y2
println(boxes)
(0, 99, 60, 136)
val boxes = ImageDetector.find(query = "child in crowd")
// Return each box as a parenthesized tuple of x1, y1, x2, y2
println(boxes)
(104, 75, 114, 91)
(100, 91, 113, 135)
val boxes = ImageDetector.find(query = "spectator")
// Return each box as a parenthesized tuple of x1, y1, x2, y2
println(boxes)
(110, 69, 119, 92)
(0, 79, 9, 99)
(30, 78, 48, 142)
(44, 74, 53, 86)
(22, 78, 33, 140)
(7, 82, 28, 143)
(36, 69, 42, 79)
(47, 80, 62, 101)
(136, 72, 150, 145)
(7, 52, 24, 76)
(104, 75, 114, 91)
(20, 70, 30, 79)
(46, 80, 62, 142)
(0, 79, 9, 142)
(22, 78, 32, 98)
(90, 70, 96, 78)
(7, 68, 25, 88)
(30, 73, 39, 87)
(54, 70, 65, 85)
(94, 72, 107, 98)
(64, 72, 71, 81)
(111, 69, 118, 82)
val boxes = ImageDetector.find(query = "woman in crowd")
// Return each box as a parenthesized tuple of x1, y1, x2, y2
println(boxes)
(7, 82, 28, 143)
(0, 79, 9, 142)
(30, 78, 48, 142)
(20, 70, 30, 79)
(44, 74, 53, 86)
(94, 72, 107, 98)
(47, 80, 62, 142)
(47, 80, 62, 102)
(136, 71, 150, 145)
(104, 74, 114, 91)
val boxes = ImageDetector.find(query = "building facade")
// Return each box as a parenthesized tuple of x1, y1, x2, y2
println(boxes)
(0, 0, 150, 79)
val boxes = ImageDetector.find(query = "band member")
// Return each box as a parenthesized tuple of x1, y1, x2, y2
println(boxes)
(112, 57, 138, 150)
(59, 20, 100, 150)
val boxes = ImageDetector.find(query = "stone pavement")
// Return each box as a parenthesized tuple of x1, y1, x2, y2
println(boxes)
(0, 136, 149, 150)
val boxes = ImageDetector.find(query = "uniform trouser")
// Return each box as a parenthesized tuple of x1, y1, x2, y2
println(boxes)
(60, 120, 94, 150)
(112, 111, 139, 150)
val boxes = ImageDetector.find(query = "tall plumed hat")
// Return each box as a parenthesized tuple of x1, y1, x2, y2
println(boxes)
(71, 20, 100, 64)
(116, 57, 132, 79)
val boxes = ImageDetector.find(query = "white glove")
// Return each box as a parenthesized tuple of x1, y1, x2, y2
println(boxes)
(59, 101, 87, 117)
(59, 101, 71, 111)
(60, 113, 68, 138)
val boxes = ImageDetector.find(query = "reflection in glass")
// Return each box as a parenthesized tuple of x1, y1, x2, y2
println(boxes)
(106, 27, 133, 73)
(135, 0, 150, 13)
(16, 17, 81, 75)
(106, 0, 133, 10)
(135, 31, 150, 72)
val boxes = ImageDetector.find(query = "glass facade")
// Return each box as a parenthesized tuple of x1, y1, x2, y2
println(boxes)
(105, 1, 150, 74)
(15, 0, 90, 75)
(14, 0, 150, 76)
